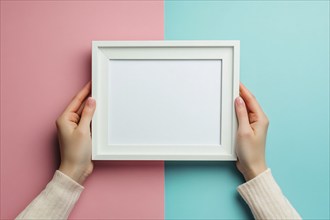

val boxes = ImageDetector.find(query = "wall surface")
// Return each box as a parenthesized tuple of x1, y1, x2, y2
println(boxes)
(165, 1, 329, 219)
(0, 1, 164, 219)
(1, 1, 329, 220)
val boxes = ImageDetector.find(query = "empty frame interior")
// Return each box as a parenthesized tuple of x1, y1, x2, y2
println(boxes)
(107, 59, 222, 145)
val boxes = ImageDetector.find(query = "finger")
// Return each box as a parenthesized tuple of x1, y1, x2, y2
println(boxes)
(235, 97, 252, 131)
(65, 82, 91, 113)
(239, 83, 264, 115)
(77, 99, 87, 116)
(68, 113, 80, 124)
(78, 97, 96, 130)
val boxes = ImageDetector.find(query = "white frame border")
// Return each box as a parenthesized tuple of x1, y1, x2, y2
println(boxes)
(92, 41, 240, 161)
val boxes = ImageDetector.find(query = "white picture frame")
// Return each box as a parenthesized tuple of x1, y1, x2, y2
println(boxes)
(92, 41, 239, 160)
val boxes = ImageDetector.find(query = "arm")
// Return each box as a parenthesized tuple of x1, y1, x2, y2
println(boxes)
(235, 83, 301, 220)
(16, 171, 83, 219)
(16, 82, 96, 219)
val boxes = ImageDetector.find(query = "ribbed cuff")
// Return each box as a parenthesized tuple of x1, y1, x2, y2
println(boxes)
(237, 169, 281, 197)
(55, 170, 84, 191)
(16, 171, 84, 219)
(48, 170, 84, 218)
(237, 169, 301, 220)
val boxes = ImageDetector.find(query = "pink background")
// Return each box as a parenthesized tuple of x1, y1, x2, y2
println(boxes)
(0, 1, 164, 219)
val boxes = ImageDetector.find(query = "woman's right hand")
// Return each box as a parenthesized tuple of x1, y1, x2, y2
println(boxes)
(235, 83, 269, 181)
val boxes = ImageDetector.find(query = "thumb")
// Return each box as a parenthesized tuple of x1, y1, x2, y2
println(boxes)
(79, 97, 96, 129)
(235, 97, 251, 131)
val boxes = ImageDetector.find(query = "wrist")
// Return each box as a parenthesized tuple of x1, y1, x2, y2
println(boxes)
(243, 163, 268, 181)
(59, 163, 88, 185)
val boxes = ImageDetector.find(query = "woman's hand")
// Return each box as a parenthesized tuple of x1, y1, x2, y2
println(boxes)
(235, 83, 269, 181)
(56, 82, 96, 185)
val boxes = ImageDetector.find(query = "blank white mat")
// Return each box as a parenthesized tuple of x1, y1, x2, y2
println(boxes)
(107, 59, 222, 145)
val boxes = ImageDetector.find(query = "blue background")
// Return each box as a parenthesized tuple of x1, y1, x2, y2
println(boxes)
(164, 1, 329, 219)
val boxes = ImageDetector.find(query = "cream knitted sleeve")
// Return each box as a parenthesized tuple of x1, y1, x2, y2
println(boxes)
(16, 170, 84, 220)
(237, 169, 301, 220)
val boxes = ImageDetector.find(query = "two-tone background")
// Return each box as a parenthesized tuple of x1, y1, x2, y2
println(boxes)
(1, 1, 329, 219)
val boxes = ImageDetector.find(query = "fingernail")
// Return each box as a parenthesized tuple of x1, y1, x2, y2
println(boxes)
(236, 97, 244, 106)
(87, 98, 96, 107)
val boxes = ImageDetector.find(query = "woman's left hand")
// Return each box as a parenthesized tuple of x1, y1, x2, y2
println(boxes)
(56, 82, 96, 185)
